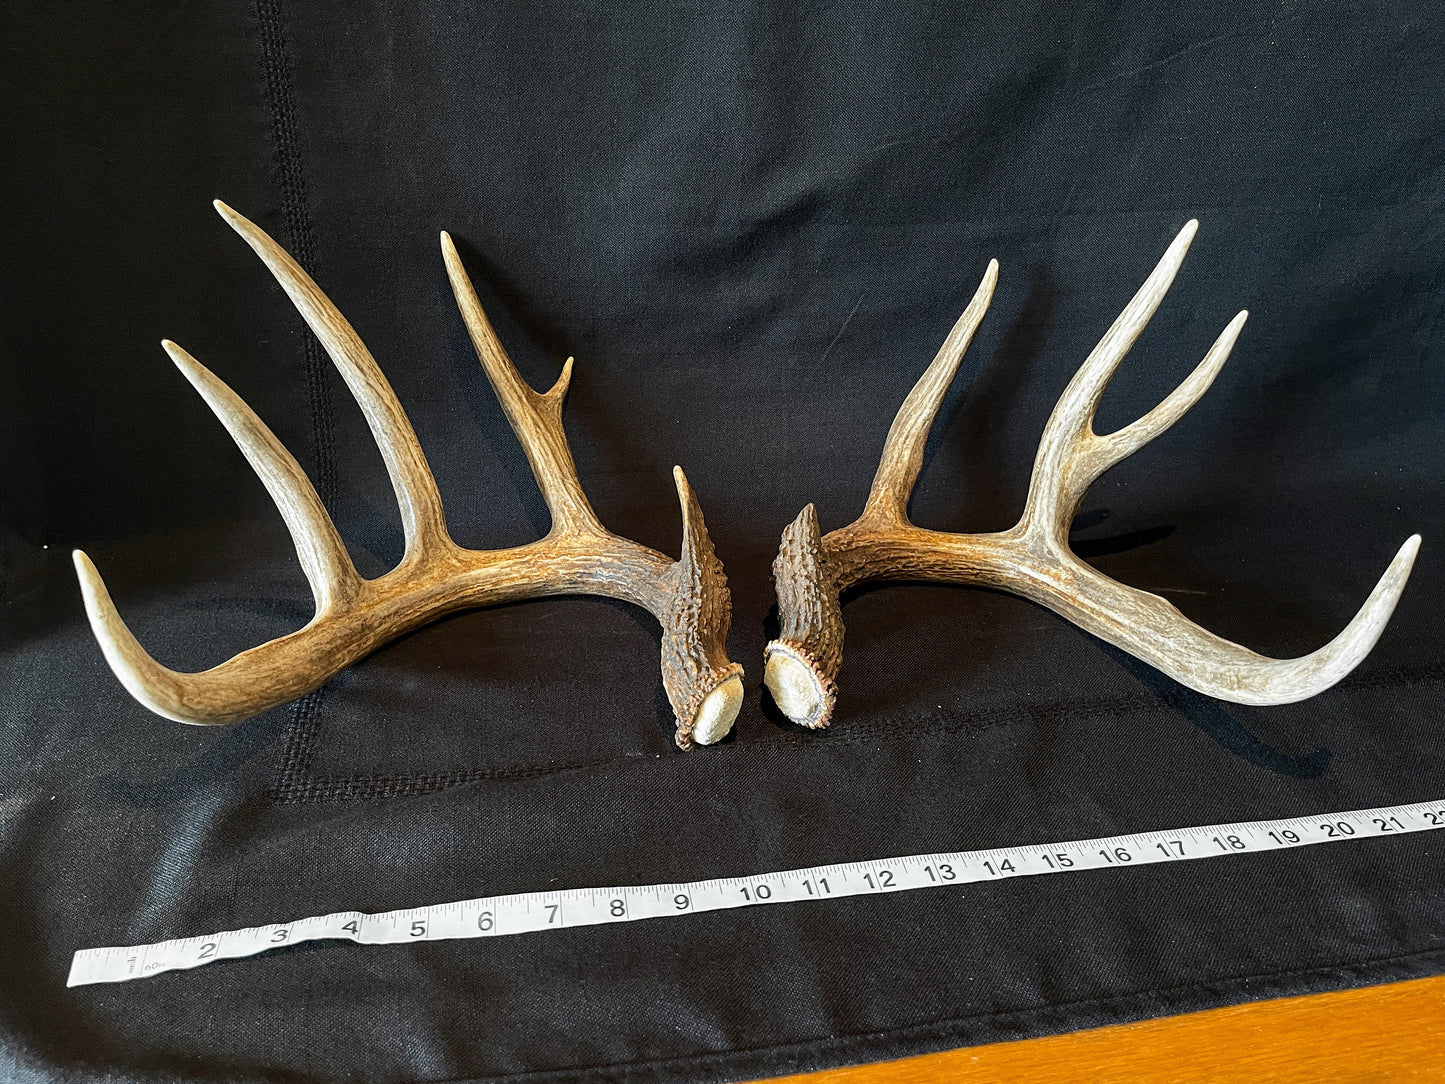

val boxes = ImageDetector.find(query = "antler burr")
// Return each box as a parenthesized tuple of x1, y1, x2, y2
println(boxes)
(766, 221, 1420, 729)
(75, 202, 744, 749)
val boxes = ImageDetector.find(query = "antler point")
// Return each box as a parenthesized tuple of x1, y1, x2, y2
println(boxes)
(544, 355, 575, 401)
(672, 464, 692, 500)
(72, 549, 107, 607)
(161, 341, 205, 382)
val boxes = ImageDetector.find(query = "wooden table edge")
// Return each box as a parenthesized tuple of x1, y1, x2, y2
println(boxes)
(754, 973, 1445, 1083)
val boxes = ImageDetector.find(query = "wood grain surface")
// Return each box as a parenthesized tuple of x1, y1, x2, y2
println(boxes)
(758, 975, 1445, 1083)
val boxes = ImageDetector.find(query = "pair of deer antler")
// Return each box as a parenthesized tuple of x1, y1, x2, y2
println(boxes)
(75, 205, 1420, 749)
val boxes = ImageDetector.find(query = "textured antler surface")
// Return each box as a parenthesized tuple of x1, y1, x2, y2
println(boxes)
(76, 202, 743, 749)
(765, 222, 1420, 729)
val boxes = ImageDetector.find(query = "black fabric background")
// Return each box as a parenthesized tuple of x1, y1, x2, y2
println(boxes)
(2, 2, 1443, 1081)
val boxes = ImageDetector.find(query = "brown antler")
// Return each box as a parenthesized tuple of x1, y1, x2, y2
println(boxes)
(75, 201, 743, 748)
(765, 221, 1420, 729)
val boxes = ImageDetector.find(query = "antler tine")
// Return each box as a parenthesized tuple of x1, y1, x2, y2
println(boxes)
(214, 200, 451, 560)
(1022, 219, 1197, 539)
(1082, 310, 1246, 495)
(860, 260, 999, 527)
(161, 340, 359, 610)
(440, 232, 603, 539)
(72, 545, 367, 725)
(1031, 532, 1421, 706)
(72, 550, 214, 724)
(767, 221, 1421, 728)
(666, 466, 745, 747)
(70, 340, 364, 725)
(1028, 307, 1249, 539)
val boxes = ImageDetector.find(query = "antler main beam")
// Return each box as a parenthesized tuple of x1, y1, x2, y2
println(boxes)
(765, 221, 1420, 729)
(76, 202, 744, 749)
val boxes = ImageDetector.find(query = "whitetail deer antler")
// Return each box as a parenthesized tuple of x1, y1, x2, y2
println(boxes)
(765, 221, 1420, 729)
(75, 201, 743, 749)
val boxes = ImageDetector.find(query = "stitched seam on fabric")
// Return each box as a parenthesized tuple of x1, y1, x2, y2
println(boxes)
(266, 663, 1445, 804)
(414, 947, 1445, 1083)
(252, 0, 337, 509)
(273, 687, 326, 795)
(252, 0, 344, 802)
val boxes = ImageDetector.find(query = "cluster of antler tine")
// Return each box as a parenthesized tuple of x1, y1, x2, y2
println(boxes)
(75, 202, 743, 749)
(76, 206, 1419, 748)
(763, 220, 1419, 728)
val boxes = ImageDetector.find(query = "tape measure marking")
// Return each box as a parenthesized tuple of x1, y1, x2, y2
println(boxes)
(68, 798, 1445, 987)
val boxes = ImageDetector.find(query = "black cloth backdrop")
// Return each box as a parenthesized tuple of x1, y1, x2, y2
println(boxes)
(2, 2, 1443, 1081)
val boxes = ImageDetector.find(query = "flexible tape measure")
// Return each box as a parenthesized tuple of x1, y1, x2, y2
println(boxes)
(68, 798, 1445, 987)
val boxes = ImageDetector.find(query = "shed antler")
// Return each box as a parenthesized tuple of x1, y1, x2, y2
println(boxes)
(766, 221, 1420, 729)
(76, 201, 743, 748)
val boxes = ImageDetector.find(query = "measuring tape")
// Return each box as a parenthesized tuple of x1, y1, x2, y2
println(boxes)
(68, 798, 1445, 987)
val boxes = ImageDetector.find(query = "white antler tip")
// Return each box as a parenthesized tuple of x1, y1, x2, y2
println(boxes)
(671, 466, 703, 531)
(1167, 218, 1198, 252)
(439, 231, 465, 272)
(71, 549, 108, 612)
(214, 201, 264, 246)
(160, 339, 193, 369)
(972, 258, 1000, 296)
(543, 356, 575, 402)
(160, 341, 208, 385)
(1297, 531, 1423, 697)
(1376, 534, 1423, 591)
